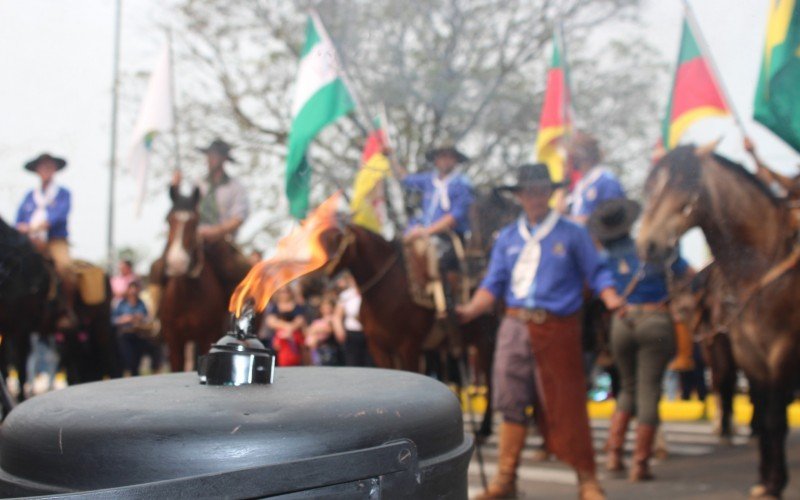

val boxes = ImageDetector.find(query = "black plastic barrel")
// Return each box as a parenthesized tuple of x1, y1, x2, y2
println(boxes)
(0, 368, 473, 498)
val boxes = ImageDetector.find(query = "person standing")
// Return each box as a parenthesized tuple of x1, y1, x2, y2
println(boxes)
(111, 259, 139, 306)
(15, 152, 75, 327)
(588, 198, 692, 481)
(333, 274, 372, 367)
(566, 132, 625, 224)
(458, 164, 624, 500)
(266, 287, 307, 367)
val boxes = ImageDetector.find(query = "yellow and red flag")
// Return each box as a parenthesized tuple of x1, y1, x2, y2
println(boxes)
(535, 31, 572, 183)
(662, 18, 730, 149)
(350, 127, 391, 233)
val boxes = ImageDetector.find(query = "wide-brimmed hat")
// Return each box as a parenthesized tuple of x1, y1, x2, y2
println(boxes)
(587, 198, 641, 242)
(24, 153, 67, 173)
(498, 163, 566, 192)
(197, 138, 237, 163)
(425, 140, 469, 164)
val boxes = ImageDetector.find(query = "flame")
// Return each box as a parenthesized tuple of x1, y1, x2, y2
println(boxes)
(229, 193, 341, 317)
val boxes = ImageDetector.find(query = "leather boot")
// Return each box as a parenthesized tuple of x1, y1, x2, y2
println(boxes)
(475, 421, 527, 499)
(629, 424, 657, 481)
(577, 471, 606, 500)
(605, 411, 632, 472)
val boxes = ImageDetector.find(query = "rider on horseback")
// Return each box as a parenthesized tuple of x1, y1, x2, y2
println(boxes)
(15, 153, 76, 328)
(150, 139, 252, 311)
(400, 141, 474, 317)
(566, 132, 626, 224)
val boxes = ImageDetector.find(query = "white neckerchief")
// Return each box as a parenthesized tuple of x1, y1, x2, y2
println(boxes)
(31, 183, 59, 241)
(511, 211, 560, 300)
(431, 170, 458, 212)
(571, 165, 609, 215)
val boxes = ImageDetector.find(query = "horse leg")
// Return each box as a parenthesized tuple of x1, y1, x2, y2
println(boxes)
(165, 332, 184, 373)
(761, 387, 790, 497)
(709, 335, 736, 441)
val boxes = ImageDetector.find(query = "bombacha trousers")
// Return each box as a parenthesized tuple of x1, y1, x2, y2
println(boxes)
(610, 310, 676, 425)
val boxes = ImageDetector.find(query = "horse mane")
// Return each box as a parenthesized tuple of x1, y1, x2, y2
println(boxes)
(711, 152, 780, 206)
(650, 145, 779, 207)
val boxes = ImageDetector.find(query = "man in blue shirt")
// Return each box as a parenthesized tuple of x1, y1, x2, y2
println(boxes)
(587, 198, 691, 482)
(567, 132, 626, 224)
(458, 163, 623, 500)
(401, 142, 474, 314)
(16, 153, 76, 327)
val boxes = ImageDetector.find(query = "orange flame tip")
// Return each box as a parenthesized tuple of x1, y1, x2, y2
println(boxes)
(229, 193, 342, 317)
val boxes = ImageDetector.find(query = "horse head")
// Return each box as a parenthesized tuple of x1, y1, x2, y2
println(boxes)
(637, 142, 717, 263)
(164, 186, 203, 278)
(317, 213, 358, 278)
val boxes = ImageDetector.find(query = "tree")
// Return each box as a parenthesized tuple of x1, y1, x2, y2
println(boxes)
(155, 0, 665, 247)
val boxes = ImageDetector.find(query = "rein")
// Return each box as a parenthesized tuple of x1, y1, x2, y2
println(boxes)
(187, 234, 205, 279)
(322, 227, 399, 296)
(358, 253, 400, 296)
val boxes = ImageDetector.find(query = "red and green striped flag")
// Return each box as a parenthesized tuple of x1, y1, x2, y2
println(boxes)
(754, 0, 800, 153)
(662, 18, 730, 149)
(535, 31, 572, 183)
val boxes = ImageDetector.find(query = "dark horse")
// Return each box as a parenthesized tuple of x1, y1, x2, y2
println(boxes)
(638, 144, 800, 498)
(679, 262, 742, 442)
(0, 218, 55, 403)
(0, 219, 118, 396)
(157, 187, 229, 372)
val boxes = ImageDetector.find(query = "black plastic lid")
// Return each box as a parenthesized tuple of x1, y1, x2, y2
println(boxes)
(0, 368, 465, 492)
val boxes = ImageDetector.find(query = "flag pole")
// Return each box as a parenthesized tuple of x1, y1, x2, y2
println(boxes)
(681, 0, 747, 137)
(167, 29, 182, 173)
(106, 0, 122, 270)
(309, 8, 377, 136)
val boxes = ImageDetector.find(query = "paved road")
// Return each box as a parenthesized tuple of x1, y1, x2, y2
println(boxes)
(466, 418, 800, 499)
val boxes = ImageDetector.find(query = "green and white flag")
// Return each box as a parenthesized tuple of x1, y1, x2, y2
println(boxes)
(286, 14, 355, 218)
(753, 0, 800, 153)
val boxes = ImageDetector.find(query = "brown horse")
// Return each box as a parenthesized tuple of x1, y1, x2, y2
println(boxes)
(638, 144, 800, 498)
(679, 262, 741, 442)
(319, 222, 500, 434)
(157, 187, 228, 372)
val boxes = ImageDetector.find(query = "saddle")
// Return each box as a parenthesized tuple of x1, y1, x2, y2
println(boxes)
(71, 260, 106, 306)
(402, 232, 472, 352)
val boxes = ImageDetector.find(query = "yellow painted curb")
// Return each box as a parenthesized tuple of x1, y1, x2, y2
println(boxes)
(455, 386, 800, 427)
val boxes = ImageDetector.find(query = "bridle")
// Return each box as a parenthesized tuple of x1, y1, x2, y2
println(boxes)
(322, 226, 399, 296)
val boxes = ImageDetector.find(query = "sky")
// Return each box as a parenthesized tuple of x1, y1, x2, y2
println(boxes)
(1, 0, 798, 272)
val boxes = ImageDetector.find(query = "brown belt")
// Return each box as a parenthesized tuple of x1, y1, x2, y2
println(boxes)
(625, 302, 668, 313)
(506, 307, 580, 325)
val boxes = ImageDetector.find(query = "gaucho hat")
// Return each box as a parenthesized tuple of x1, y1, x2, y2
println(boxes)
(498, 163, 566, 192)
(197, 138, 237, 163)
(425, 140, 469, 164)
(24, 153, 67, 173)
(587, 198, 641, 243)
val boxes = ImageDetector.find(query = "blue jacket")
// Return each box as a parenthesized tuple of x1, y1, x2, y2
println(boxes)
(570, 167, 625, 218)
(480, 214, 616, 316)
(602, 237, 689, 304)
(15, 186, 71, 240)
(403, 171, 474, 235)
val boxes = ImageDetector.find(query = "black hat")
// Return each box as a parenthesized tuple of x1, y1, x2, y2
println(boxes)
(425, 140, 469, 164)
(587, 198, 641, 243)
(197, 138, 237, 163)
(498, 163, 566, 192)
(24, 153, 67, 173)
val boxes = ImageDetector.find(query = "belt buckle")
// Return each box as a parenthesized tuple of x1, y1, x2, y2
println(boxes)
(523, 309, 546, 325)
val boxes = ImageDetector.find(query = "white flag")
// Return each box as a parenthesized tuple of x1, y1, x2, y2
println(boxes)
(127, 44, 174, 215)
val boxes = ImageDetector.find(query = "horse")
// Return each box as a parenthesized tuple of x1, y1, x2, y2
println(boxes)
(637, 143, 800, 498)
(319, 222, 498, 432)
(156, 186, 230, 372)
(57, 271, 119, 385)
(0, 217, 56, 402)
